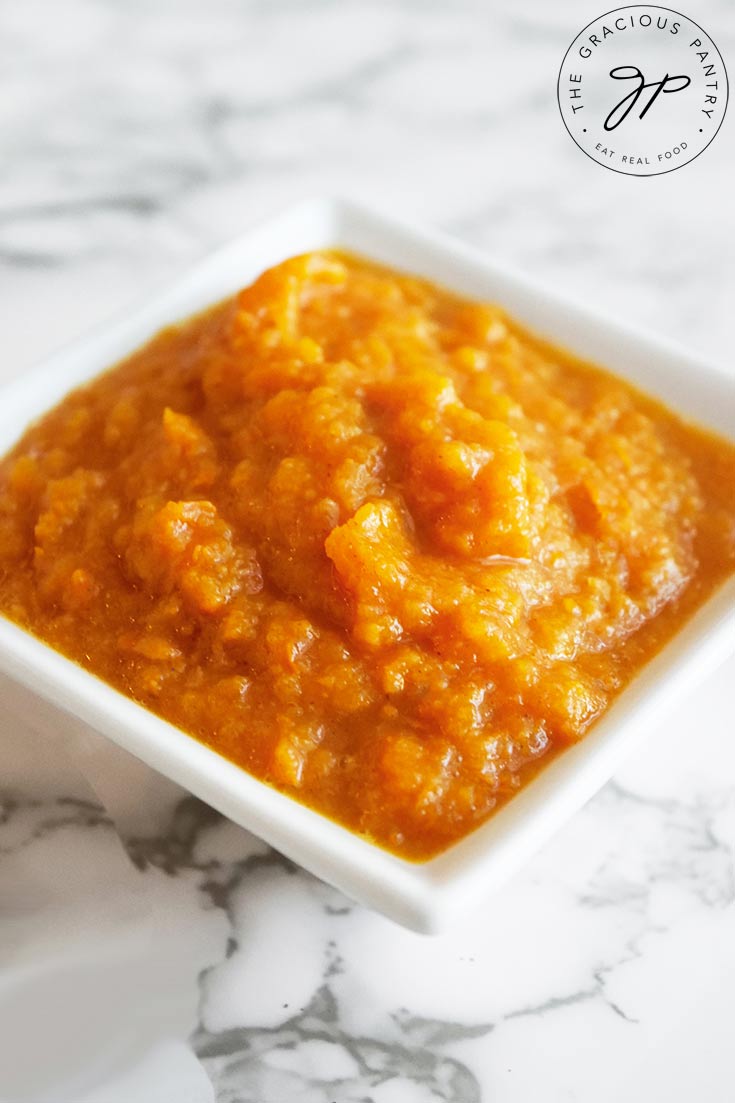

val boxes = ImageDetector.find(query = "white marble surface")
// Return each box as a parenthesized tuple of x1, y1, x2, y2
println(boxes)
(1, 1, 734, 1099)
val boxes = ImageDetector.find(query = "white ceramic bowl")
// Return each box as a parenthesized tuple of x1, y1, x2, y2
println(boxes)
(0, 198, 733, 933)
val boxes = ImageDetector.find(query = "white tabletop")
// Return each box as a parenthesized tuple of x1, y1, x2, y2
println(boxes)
(1, 1, 734, 1099)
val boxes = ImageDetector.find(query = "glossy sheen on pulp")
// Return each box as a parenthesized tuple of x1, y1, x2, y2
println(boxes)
(1, 252, 734, 859)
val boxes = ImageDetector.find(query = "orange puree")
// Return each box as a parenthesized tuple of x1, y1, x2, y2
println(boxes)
(1, 252, 734, 859)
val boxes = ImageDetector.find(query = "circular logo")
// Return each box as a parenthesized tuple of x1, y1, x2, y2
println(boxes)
(557, 6, 728, 175)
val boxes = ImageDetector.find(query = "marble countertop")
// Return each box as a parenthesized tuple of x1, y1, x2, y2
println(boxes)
(1, 1, 734, 1099)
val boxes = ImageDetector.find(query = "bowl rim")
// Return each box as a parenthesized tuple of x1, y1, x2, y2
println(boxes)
(0, 195, 733, 933)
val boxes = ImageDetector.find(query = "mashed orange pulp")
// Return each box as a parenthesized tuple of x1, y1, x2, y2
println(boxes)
(1, 252, 734, 859)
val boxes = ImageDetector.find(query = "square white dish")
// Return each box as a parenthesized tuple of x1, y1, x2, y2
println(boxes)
(0, 197, 733, 933)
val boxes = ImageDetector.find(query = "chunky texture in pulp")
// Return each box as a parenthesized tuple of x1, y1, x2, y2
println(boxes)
(1, 253, 734, 859)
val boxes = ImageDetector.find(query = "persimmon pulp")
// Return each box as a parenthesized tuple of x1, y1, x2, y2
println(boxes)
(1, 252, 734, 859)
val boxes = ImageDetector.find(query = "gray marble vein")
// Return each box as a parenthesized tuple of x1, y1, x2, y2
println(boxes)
(1, 0, 735, 1099)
